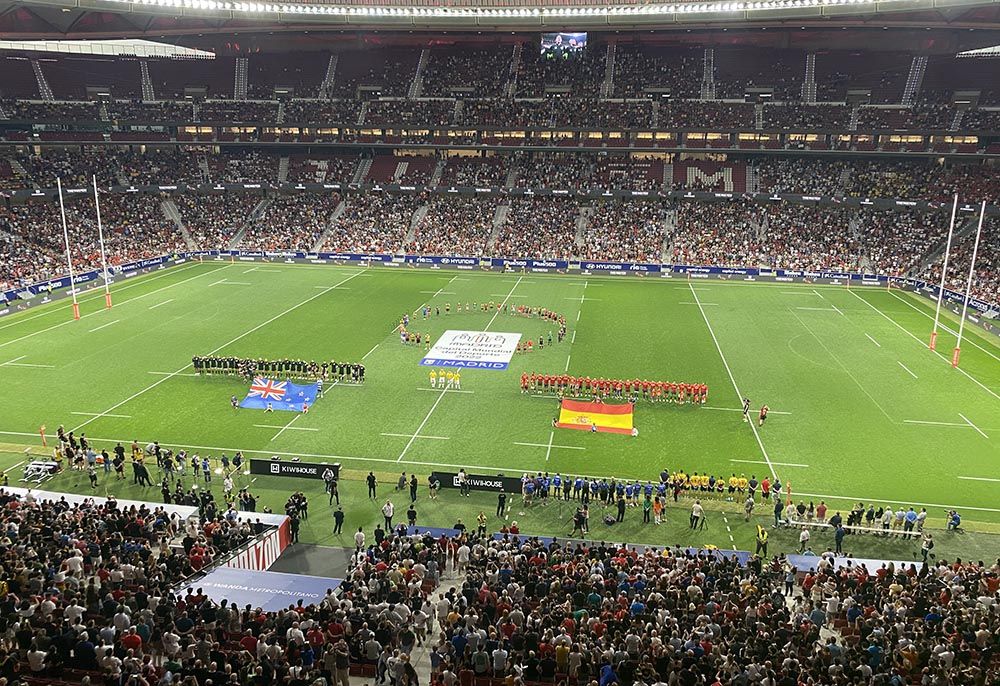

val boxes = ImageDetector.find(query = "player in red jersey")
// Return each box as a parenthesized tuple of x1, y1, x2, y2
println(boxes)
(521, 372, 529, 393)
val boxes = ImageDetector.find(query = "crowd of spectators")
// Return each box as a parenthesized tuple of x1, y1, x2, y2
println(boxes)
(109, 101, 194, 123)
(355, 522, 1000, 686)
(421, 48, 512, 99)
(0, 472, 995, 686)
(437, 157, 511, 188)
(241, 193, 341, 251)
(0, 101, 100, 122)
(763, 104, 851, 130)
(515, 48, 606, 98)
(493, 197, 579, 260)
(174, 194, 257, 250)
(612, 46, 700, 99)
(207, 152, 277, 184)
(671, 201, 765, 268)
(752, 158, 848, 196)
(659, 101, 755, 129)
(364, 100, 455, 128)
(406, 197, 498, 256)
(581, 200, 669, 263)
(197, 101, 280, 124)
(513, 153, 593, 190)
(856, 105, 956, 131)
(286, 156, 360, 185)
(14, 149, 121, 187)
(759, 205, 862, 272)
(862, 209, 944, 277)
(282, 100, 360, 126)
(924, 228, 999, 306)
(319, 193, 422, 254)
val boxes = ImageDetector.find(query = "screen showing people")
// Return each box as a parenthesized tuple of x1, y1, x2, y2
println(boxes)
(540, 32, 587, 59)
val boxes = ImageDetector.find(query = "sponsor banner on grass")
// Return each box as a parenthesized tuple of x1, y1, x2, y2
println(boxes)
(420, 330, 522, 370)
(196, 567, 341, 613)
(430, 471, 524, 493)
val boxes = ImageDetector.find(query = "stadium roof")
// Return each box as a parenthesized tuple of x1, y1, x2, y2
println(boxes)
(0, 38, 214, 56)
(2, 0, 1000, 35)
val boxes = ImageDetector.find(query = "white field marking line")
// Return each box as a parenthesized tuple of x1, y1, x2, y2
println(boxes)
(71, 412, 132, 419)
(421, 291, 456, 295)
(147, 371, 201, 377)
(6, 426, 1000, 514)
(795, 307, 839, 312)
(688, 283, 777, 480)
(958, 476, 1000, 483)
(0, 263, 227, 351)
(903, 419, 974, 428)
(270, 413, 303, 441)
(564, 354, 571, 372)
(243, 267, 258, 274)
(576, 311, 580, 322)
(898, 361, 918, 379)
(788, 307, 895, 423)
(865, 333, 881, 347)
(424, 275, 460, 299)
(1, 355, 25, 365)
(486, 276, 522, 331)
(702, 406, 792, 415)
(148, 299, 174, 310)
(730, 459, 809, 468)
(253, 424, 319, 432)
(887, 290, 1000, 365)
(0, 262, 202, 335)
(848, 290, 1000, 402)
(512, 441, 586, 451)
(959, 412, 989, 439)
(209, 279, 227, 286)
(416, 387, 474, 394)
(544, 430, 555, 462)
(679, 301, 719, 305)
(362, 344, 379, 360)
(1, 362, 54, 368)
(70, 269, 368, 433)
(398, 386, 451, 462)
(780, 290, 823, 295)
(565, 297, 602, 302)
(213, 281, 252, 286)
(314, 285, 352, 289)
(813, 288, 845, 317)
(87, 319, 120, 333)
(571, 330, 576, 343)
(490, 293, 528, 298)
(381, 433, 449, 440)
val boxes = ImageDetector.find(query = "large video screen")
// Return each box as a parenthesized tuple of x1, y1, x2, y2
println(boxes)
(540, 32, 587, 59)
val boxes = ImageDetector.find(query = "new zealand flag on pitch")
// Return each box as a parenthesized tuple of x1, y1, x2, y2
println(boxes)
(240, 377, 319, 412)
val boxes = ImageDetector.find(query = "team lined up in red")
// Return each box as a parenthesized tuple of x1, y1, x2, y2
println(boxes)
(521, 373, 709, 403)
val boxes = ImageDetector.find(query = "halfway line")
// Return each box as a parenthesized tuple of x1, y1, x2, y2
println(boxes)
(689, 283, 776, 480)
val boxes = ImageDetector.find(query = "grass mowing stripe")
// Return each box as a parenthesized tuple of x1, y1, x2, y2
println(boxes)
(847, 290, 1000, 402)
(788, 307, 895, 423)
(69, 268, 368, 433)
(0, 262, 201, 333)
(688, 282, 776, 480)
(0, 264, 228, 350)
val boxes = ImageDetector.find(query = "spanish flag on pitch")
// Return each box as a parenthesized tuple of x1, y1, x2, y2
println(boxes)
(556, 399, 634, 435)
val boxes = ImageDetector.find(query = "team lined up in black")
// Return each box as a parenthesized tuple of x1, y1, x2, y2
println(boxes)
(192, 356, 365, 383)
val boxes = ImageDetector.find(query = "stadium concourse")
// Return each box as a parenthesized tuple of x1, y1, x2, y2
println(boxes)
(2, 25, 1000, 686)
